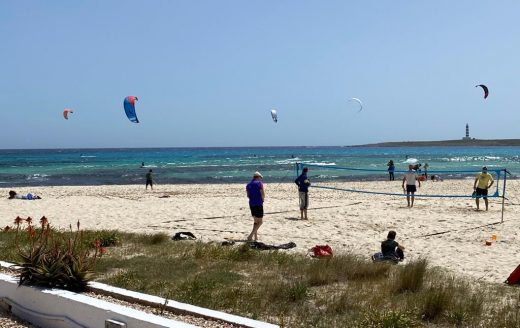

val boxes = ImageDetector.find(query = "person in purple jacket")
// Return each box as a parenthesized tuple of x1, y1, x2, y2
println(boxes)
(246, 171, 265, 241)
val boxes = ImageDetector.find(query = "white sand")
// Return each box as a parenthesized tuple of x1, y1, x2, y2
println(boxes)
(2, 179, 520, 284)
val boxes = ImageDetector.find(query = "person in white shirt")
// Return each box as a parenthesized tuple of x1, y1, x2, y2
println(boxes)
(402, 165, 420, 207)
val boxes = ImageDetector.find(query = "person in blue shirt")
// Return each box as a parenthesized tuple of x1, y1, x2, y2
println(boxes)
(387, 160, 395, 181)
(8, 190, 41, 200)
(246, 171, 265, 241)
(294, 167, 310, 220)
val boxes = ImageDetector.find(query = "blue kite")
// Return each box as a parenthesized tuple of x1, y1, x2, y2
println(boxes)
(124, 96, 139, 123)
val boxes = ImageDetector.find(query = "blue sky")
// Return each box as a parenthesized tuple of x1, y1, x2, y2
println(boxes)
(1, 1, 519, 148)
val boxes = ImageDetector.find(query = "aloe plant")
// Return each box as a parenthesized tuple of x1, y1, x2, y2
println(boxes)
(12, 217, 102, 292)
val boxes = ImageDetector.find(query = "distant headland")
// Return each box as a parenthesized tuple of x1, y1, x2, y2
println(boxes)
(352, 139, 520, 147)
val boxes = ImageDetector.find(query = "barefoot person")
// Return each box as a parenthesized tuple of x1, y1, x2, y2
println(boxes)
(473, 166, 494, 211)
(8, 190, 42, 200)
(246, 171, 265, 241)
(387, 160, 395, 181)
(402, 164, 420, 207)
(145, 169, 154, 190)
(294, 167, 310, 220)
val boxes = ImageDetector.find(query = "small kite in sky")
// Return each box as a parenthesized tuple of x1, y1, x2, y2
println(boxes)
(349, 98, 363, 113)
(270, 109, 278, 123)
(475, 84, 489, 99)
(63, 108, 73, 120)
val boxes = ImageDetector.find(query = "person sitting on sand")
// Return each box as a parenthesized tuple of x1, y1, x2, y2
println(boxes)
(430, 174, 443, 182)
(8, 190, 41, 200)
(381, 230, 405, 261)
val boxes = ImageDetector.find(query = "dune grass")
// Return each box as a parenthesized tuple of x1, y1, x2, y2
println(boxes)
(1, 229, 520, 327)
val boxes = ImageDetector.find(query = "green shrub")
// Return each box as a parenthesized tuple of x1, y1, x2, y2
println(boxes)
(420, 280, 454, 321)
(357, 309, 420, 328)
(394, 259, 427, 293)
(11, 217, 102, 292)
(94, 230, 120, 247)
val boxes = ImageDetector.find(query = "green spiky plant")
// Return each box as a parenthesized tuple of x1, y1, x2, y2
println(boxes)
(12, 216, 102, 292)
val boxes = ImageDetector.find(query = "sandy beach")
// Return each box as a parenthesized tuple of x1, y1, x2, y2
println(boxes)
(2, 179, 520, 284)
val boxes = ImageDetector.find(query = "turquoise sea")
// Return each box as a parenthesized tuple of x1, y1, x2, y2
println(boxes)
(1, 147, 519, 186)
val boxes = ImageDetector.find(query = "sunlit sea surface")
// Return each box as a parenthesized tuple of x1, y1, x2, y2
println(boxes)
(1, 147, 519, 186)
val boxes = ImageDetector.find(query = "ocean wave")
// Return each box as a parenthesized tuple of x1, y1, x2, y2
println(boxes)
(80, 155, 97, 158)
(26, 174, 49, 181)
(305, 162, 337, 166)
(403, 158, 418, 164)
(441, 156, 502, 162)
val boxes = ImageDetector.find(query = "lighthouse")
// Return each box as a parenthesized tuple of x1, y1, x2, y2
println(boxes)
(462, 123, 471, 140)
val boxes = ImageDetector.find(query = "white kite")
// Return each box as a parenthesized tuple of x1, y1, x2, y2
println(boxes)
(349, 98, 363, 113)
(270, 109, 278, 123)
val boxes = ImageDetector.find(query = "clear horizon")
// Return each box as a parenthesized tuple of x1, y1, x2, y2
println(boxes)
(2, 1, 519, 149)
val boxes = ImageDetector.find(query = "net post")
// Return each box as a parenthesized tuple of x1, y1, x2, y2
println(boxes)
(295, 162, 300, 178)
(501, 168, 507, 223)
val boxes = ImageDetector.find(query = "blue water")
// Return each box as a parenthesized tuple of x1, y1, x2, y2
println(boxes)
(0, 147, 519, 186)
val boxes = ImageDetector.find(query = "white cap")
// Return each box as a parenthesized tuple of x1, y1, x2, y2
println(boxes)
(253, 171, 263, 178)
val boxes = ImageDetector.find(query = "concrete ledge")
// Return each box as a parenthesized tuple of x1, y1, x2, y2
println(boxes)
(0, 261, 279, 328)
(88, 282, 279, 328)
(0, 273, 199, 328)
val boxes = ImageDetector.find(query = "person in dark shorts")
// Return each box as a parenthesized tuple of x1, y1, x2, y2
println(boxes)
(145, 169, 154, 190)
(381, 230, 405, 261)
(387, 160, 395, 181)
(402, 165, 420, 207)
(473, 166, 494, 211)
(294, 167, 310, 220)
(246, 171, 265, 241)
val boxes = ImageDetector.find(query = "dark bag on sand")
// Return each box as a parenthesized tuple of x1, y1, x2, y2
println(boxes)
(172, 231, 196, 241)
(249, 241, 296, 250)
(506, 264, 520, 285)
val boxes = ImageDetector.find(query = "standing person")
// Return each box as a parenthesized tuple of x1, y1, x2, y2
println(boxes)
(423, 163, 429, 179)
(381, 230, 405, 261)
(473, 166, 494, 211)
(294, 167, 310, 220)
(246, 171, 265, 241)
(145, 169, 154, 190)
(402, 165, 420, 207)
(387, 160, 395, 181)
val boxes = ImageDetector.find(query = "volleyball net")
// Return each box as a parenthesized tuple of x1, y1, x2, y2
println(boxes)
(295, 162, 509, 200)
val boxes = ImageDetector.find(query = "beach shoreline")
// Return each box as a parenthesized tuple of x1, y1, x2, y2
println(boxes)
(2, 180, 519, 284)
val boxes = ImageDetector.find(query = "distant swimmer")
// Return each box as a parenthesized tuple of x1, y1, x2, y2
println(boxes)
(141, 162, 145, 168)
